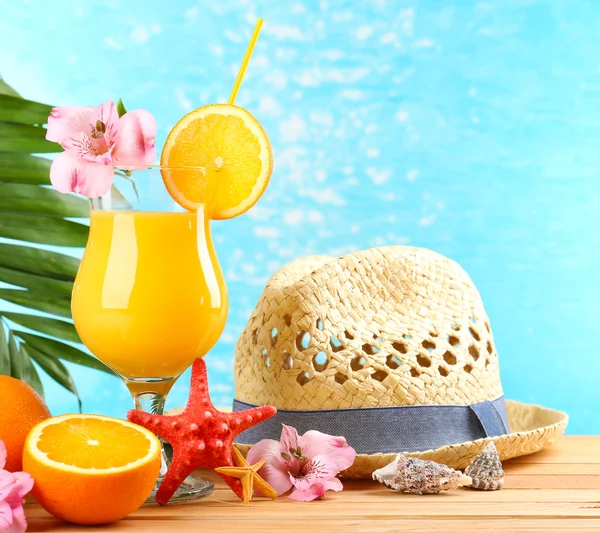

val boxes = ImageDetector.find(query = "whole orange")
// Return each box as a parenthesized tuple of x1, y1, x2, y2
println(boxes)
(0, 376, 51, 472)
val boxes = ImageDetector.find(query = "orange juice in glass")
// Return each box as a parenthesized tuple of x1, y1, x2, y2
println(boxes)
(71, 167, 227, 503)
(73, 209, 227, 380)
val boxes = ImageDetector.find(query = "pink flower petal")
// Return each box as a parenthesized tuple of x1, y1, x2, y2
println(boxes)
(92, 100, 120, 147)
(62, 132, 98, 161)
(0, 500, 13, 530)
(321, 477, 343, 493)
(0, 471, 15, 501)
(50, 152, 114, 198)
(280, 425, 301, 456)
(0, 441, 6, 470)
(5, 473, 33, 502)
(113, 109, 156, 167)
(287, 455, 343, 501)
(0, 472, 32, 533)
(247, 439, 293, 496)
(291, 455, 338, 490)
(6, 504, 27, 533)
(288, 482, 326, 502)
(278, 425, 306, 473)
(288, 476, 343, 502)
(46, 106, 94, 145)
(302, 430, 357, 472)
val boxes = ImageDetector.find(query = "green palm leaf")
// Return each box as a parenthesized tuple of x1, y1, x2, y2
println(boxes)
(0, 183, 90, 217)
(18, 332, 112, 374)
(0, 154, 53, 184)
(0, 266, 73, 296)
(0, 243, 80, 279)
(0, 213, 89, 246)
(0, 94, 53, 124)
(0, 77, 116, 406)
(3, 313, 80, 344)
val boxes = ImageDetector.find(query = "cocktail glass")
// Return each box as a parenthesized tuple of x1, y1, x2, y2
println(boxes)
(71, 167, 228, 503)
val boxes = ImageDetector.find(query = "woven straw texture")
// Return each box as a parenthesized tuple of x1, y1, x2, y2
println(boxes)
(232, 246, 568, 477)
(235, 400, 568, 478)
(235, 246, 503, 409)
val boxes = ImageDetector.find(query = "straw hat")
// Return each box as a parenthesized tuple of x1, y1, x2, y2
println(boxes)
(232, 246, 568, 478)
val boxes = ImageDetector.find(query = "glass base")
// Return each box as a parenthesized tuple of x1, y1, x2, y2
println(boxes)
(146, 473, 214, 505)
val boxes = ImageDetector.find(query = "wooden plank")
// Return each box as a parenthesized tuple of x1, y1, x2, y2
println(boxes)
(23, 436, 600, 533)
(24, 518, 600, 533)
(504, 463, 600, 475)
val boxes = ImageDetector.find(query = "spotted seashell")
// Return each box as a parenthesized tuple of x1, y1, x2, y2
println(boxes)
(372, 453, 472, 495)
(465, 441, 504, 490)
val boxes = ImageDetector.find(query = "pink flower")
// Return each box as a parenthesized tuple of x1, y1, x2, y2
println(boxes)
(46, 101, 156, 197)
(0, 440, 33, 533)
(247, 425, 356, 502)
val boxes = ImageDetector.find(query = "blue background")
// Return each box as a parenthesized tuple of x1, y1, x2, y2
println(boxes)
(0, 0, 598, 433)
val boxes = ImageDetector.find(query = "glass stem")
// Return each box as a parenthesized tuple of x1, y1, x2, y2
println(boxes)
(127, 379, 176, 478)
(133, 389, 166, 415)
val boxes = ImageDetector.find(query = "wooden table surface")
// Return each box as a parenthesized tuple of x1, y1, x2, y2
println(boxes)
(25, 436, 600, 533)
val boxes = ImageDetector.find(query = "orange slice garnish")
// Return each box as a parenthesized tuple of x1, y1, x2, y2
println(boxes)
(161, 104, 273, 219)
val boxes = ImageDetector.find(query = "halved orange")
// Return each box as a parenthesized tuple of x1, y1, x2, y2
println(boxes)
(23, 414, 161, 525)
(161, 104, 273, 219)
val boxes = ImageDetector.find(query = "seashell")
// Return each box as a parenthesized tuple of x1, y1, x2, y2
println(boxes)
(372, 453, 472, 495)
(465, 441, 504, 490)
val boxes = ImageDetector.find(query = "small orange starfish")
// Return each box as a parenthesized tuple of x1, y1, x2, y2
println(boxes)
(127, 357, 276, 505)
(215, 446, 278, 504)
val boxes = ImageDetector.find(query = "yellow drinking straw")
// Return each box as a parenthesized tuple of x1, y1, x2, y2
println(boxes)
(228, 18, 263, 105)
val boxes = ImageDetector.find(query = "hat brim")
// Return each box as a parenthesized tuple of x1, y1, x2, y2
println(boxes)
(235, 400, 568, 478)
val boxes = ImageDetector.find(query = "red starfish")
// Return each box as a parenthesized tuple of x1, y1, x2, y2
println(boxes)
(127, 357, 276, 505)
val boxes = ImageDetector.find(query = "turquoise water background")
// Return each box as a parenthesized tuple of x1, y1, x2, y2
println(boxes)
(1, 0, 598, 433)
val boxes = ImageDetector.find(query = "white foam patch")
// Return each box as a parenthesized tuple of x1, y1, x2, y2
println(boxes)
(322, 49, 344, 61)
(131, 26, 150, 44)
(406, 169, 420, 181)
(315, 170, 327, 182)
(210, 384, 233, 393)
(307, 211, 324, 223)
(185, 7, 198, 20)
(283, 209, 304, 225)
(104, 37, 123, 51)
(221, 332, 235, 343)
(366, 167, 392, 184)
(419, 214, 437, 227)
(259, 95, 283, 115)
(292, 3, 306, 14)
(309, 111, 334, 126)
(241, 263, 256, 274)
(280, 114, 308, 142)
(254, 226, 280, 238)
(413, 38, 436, 49)
(356, 26, 374, 40)
(225, 29, 242, 43)
(300, 188, 346, 206)
(396, 110, 409, 122)
(381, 33, 398, 44)
(252, 55, 270, 68)
(341, 89, 365, 100)
(400, 8, 415, 35)
(265, 70, 288, 89)
(175, 88, 192, 111)
(209, 359, 232, 372)
(264, 24, 305, 41)
(247, 205, 276, 221)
